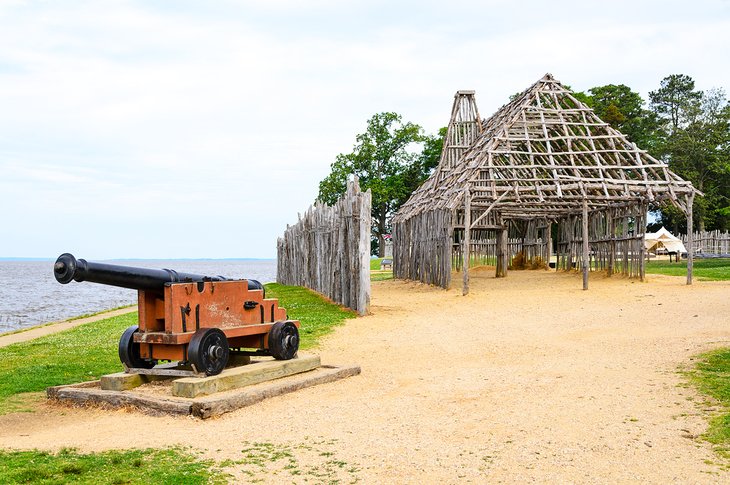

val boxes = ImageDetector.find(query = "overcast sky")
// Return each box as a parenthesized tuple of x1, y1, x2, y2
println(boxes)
(1, 0, 728, 259)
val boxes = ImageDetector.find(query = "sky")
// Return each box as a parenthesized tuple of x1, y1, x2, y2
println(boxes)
(1, 0, 728, 259)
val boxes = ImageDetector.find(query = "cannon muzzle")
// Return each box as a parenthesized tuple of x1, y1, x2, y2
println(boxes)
(54, 253, 264, 294)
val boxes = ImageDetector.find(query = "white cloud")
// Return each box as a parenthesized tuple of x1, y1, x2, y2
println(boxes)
(1, 1, 728, 258)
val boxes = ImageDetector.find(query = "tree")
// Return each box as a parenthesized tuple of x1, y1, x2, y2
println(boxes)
(649, 74, 703, 134)
(318, 112, 433, 256)
(581, 84, 660, 152)
(649, 75, 730, 232)
(395, 126, 446, 209)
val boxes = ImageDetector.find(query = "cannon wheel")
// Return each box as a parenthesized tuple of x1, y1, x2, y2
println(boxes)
(188, 328, 230, 376)
(268, 321, 299, 360)
(118, 325, 156, 369)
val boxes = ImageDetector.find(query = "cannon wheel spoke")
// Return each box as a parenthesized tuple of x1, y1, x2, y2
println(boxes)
(188, 328, 230, 376)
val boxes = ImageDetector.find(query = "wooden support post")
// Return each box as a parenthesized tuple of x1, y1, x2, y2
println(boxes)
(582, 199, 589, 290)
(496, 216, 507, 278)
(608, 210, 615, 276)
(686, 195, 694, 285)
(462, 188, 471, 295)
(502, 225, 509, 276)
(567, 216, 574, 271)
(546, 222, 553, 270)
(495, 227, 503, 278)
(639, 203, 646, 282)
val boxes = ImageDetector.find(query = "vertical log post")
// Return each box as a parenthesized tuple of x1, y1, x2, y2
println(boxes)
(546, 222, 553, 271)
(496, 216, 507, 278)
(462, 188, 471, 295)
(686, 194, 694, 285)
(495, 225, 504, 277)
(639, 202, 646, 282)
(582, 198, 589, 290)
(502, 224, 509, 276)
(608, 209, 615, 276)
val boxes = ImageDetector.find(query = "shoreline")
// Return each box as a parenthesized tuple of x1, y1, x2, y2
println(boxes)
(0, 306, 137, 349)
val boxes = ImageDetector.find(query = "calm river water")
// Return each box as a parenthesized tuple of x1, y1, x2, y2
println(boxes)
(0, 259, 277, 334)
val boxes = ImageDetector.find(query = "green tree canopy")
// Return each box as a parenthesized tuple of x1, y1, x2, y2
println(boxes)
(649, 75, 730, 232)
(578, 84, 660, 151)
(317, 113, 444, 256)
(649, 74, 703, 133)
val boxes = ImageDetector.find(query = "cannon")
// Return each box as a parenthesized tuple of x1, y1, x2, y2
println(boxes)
(54, 253, 299, 376)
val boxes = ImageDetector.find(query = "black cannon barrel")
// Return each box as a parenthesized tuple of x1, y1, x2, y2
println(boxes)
(54, 253, 264, 294)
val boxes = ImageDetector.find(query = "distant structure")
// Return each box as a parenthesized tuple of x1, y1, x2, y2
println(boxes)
(393, 74, 701, 293)
(645, 227, 687, 258)
(383, 235, 393, 258)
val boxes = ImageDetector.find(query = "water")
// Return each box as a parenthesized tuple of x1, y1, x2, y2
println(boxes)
(0, 259, 277, 334)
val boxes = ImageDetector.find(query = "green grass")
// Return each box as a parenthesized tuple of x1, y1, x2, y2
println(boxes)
(370, 257, 394, 281)
(645, 258, 730, 281)
(686, 348, 730, 461)
(0, 447, 227, 484)
(219, 439, 360, 483)
(0, 312, 137, 413)
(265, 283, 357, 349)
(370, 257, 383, 270)
(371, 272, 393, 281)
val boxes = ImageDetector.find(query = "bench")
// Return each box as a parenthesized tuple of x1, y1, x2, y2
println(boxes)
(380, 258, 392, 270)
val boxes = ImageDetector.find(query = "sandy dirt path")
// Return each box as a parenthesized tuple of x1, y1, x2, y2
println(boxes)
(1, 270, 729, 483)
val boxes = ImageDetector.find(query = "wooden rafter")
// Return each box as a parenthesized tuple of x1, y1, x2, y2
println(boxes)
(395, 74, 700, 223)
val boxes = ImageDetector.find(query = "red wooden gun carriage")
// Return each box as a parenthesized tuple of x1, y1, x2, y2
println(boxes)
(54, 253, 299, 376)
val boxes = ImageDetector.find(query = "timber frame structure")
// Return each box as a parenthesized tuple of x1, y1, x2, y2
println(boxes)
(393, 74, 701, 293)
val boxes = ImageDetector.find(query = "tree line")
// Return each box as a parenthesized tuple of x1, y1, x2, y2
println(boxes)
(318, 75, 730, 256)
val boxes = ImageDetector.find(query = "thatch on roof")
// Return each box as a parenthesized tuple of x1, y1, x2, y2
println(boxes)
(393, 74, 700, 292)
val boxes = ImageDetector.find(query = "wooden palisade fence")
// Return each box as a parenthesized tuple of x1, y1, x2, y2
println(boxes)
(682, 230, 730, 256)
(277, 178, 372, 315)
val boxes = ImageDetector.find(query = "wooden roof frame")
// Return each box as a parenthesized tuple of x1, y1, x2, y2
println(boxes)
(393, 74, 701, 290)
(395, 74, 699, 223)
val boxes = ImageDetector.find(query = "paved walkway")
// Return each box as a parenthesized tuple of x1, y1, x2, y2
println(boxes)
(0, 307, 136, 348)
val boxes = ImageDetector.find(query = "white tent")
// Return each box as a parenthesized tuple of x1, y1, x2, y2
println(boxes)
(645, 226, 687, 254)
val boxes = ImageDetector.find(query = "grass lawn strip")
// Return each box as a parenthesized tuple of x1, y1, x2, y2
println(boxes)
(645, 258, 730, 281)
(0, 447, 228, 484)
(0, 312, 137, 413)
(686, 347, 730, 466)
(370, 257, 394, 281)
(219, 438, 361, 483)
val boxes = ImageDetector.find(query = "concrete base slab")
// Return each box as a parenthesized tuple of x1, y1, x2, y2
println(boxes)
(47, 356, 360, 419)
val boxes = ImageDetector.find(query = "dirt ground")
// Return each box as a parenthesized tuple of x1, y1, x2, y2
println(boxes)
(1, 269, 730, 483)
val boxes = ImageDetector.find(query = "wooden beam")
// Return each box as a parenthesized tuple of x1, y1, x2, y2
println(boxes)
(686, 194, 694, 285)
(463, 188, 471, 295)
(582, 198, 589, 290)
(639, 202, 646, 282)
(496, 217, 508, 278)
(546, 221, 553, 269)
(172, 355, 321, 398)
(469, 190, 509, 229)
